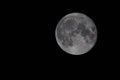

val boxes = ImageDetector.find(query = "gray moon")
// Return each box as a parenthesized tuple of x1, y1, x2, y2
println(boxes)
(55, 13, 97, 55)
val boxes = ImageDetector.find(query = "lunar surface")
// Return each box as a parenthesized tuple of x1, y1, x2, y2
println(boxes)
(55, 12, 97, 55)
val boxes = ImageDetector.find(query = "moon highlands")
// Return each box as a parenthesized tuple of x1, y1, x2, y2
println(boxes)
(55, 13, 97, 55)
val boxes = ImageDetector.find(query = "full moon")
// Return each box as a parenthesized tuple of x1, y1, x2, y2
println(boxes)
(55, 12, 97, 55)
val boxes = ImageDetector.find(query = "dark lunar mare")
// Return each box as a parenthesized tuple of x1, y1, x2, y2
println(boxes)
(77, 23, 96, 42)
(56, 17, 96, 47)
(69, 22, 96, 43)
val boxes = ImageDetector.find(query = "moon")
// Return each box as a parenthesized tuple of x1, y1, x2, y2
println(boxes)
(55, 12, 97, 55)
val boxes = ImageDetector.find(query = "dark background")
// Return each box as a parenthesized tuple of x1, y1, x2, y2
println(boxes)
(1, 0, 119, 73)
(23, 1, 118, 63)
(35, 1, 117, 58)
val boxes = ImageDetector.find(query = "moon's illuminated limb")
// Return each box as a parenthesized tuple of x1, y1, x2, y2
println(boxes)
(65, 13, 86, 18)
(56, 12, 97, 55)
